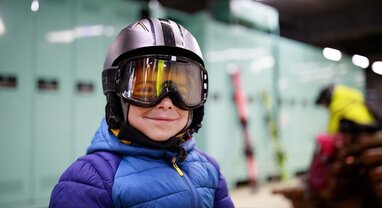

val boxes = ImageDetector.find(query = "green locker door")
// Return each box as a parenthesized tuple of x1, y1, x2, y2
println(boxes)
(0, 1, 33, 206)
(72, 0, 107, 158)
(72, 0, 143, 158)
(32, 0, 73, 205)
(203, 19, 276, 186)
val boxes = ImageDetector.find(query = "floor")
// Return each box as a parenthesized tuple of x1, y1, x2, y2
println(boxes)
(230, 180, 297, 208)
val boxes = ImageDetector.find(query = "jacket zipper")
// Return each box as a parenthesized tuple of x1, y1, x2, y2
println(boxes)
(171, 157, 184, 176)
(171, 156, 198, 208)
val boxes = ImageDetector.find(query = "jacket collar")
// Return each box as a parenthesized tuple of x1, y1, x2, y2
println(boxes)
(87, 118, 195, 160)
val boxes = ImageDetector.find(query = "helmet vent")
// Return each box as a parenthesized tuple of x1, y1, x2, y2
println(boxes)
(131, 22, 149, 32)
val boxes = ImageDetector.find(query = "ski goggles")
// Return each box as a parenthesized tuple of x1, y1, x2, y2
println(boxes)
(116, 55, 208, 110)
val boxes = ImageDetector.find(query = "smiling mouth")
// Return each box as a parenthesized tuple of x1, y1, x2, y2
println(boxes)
(146, 117, 177, 122)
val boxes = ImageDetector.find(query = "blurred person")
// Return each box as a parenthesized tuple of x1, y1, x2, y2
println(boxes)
(49, 18, 234, 208)
(307, 84, 381, 205)
(315, 84, 379, 134)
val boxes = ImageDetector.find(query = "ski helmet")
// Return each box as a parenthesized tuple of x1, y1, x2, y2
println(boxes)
(102, 18, 208, 151)
(315, 84, 334, 106)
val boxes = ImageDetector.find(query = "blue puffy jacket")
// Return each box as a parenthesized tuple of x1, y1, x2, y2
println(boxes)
(50, 118, 234, 208)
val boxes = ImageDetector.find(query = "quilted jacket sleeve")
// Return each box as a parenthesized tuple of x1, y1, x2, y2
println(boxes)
(213, 169, 234, 208)
(49, 152, 121, 208)
(196, 150, 235, 208)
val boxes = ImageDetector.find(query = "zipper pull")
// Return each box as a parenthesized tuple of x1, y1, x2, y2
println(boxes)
(171, 157, 184, 176)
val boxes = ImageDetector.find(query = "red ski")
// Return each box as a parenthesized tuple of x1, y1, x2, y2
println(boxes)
(229, 66, 257, 189)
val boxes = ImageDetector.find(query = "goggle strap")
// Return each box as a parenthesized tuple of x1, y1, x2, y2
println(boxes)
(102, 67, 118, 94)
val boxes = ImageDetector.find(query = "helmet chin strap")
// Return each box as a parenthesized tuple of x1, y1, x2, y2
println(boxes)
(118, 99, 193, 156)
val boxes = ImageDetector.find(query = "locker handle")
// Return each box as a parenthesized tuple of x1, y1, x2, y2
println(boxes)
(76, 81, 94, 94)
(37, 78, 58, 91)
(0, 75, 17, 89)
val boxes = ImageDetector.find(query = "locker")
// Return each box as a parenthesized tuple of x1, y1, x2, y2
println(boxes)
(72, 0, 108, 158)
(72, 0, 143, 158)
(201, 20, 277, 186)
(32, 0, 73, 204)
(0, 1, 33, 205)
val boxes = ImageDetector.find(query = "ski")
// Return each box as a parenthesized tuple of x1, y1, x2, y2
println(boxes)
(261, 90, 287, 181)
(229, 66, 257, 189)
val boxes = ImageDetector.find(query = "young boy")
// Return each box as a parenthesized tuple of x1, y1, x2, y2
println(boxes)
(49, 18, 234, 208)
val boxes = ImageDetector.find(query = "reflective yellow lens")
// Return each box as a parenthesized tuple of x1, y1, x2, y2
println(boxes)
(118, 55, 206, 108)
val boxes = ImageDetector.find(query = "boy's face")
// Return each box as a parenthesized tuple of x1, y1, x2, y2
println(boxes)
(128, 97, 189, 142)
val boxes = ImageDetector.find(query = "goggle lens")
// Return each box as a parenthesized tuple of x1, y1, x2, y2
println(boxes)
(117, 55, 207, 109)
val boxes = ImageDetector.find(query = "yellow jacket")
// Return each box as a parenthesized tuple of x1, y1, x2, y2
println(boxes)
(327, 85, 375, 134)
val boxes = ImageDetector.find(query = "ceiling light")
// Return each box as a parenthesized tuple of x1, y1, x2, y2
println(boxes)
(372, 61, 382, 75)
(352, 54, 369, 68)
(322, 47, 342, 61)
(31, 0, 39, 12)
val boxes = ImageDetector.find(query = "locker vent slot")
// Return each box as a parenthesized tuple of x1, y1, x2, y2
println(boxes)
(37, 78, 58, 91)
(0, 180, 23, 194)
(76, 81, 94, 94)
(0, 75, 17, 89)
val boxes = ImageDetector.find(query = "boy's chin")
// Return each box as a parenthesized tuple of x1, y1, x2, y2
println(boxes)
(144, 131, 173, 142)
